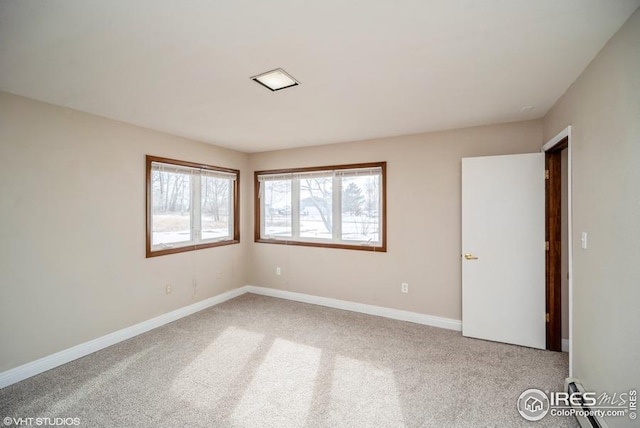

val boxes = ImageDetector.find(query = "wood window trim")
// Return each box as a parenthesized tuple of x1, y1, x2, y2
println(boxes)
(254, 162, 387, 252)
(146, 155, 240, 258)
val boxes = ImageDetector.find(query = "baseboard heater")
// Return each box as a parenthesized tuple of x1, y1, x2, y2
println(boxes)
(565, 378, 608, 428)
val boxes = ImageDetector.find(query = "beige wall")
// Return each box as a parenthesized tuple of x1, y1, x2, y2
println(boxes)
(0, 92, 251, 372)
(248, 121, 543, 320)
(0, 91, 545, 373)
(543, 8, 640, 427)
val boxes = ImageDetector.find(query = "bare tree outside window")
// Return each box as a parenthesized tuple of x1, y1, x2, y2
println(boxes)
(152, 170, 192, 245)
(300, 176, 332, 238)
(147, 156, 239, 258)
(201, 176, 231, 240)
(264, 180, 292, 237)
(255, 162, 385, 252)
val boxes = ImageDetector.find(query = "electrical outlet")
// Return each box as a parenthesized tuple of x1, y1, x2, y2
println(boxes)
(401, 283, 409, 293)
(276, 267, 282, 275)
(165, 284, 172, 294)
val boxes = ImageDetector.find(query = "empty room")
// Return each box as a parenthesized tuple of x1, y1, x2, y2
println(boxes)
(1, 1, 638, 427)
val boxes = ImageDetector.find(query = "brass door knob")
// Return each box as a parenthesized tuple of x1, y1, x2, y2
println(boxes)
(464, 253, 478, 260)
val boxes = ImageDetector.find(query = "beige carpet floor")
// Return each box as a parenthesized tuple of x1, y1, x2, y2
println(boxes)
(1, 293, 578, 427)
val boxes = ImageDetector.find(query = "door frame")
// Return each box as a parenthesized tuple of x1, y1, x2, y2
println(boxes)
(542, 126, 573, 374)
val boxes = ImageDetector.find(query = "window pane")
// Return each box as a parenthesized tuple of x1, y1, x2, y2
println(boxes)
(263, 180, 292, 237)
(256, 162, 385, 252)
(201, 176, 231, 241)
(341, 174, 380, 243)
(300, 175, 333, 239)
(152, 170, 192, 246)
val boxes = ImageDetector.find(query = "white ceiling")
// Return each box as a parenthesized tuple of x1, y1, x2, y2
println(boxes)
(1, 1, 638, 152)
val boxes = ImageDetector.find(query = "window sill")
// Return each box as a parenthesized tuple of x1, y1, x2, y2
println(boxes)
(146, 239, 240, 258)
(255, 238, 386, 252)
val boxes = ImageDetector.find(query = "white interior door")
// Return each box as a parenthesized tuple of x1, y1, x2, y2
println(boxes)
(462, 153, 546, 349)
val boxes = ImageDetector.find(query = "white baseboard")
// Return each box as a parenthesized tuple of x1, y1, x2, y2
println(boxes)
(562, 339, 570, 353)
(1, 284, 463, 389)
(0, 287, 247, 389)
(245, 285, 462, 332)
